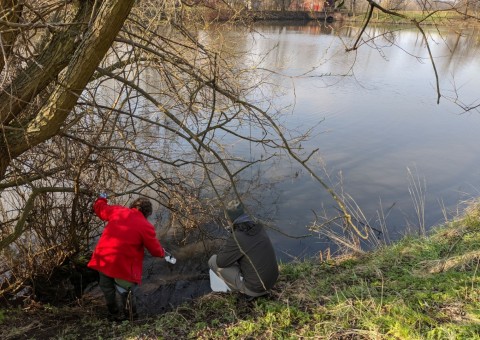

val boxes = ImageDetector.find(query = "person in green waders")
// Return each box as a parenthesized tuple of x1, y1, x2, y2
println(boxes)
(88, 194, 166, 320)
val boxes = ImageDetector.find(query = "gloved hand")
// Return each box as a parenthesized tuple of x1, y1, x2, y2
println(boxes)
(98, 193, 108, 199)
(164, 251, 177, 264)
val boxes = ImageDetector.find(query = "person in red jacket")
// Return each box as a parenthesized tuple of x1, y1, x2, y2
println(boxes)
(88, 195, 165, 320)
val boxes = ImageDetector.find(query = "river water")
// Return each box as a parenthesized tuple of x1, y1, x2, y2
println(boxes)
(195, 21, 480, 261)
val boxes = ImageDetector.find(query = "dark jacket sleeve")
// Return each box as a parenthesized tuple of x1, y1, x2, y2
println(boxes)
(216, 233, 243, 268)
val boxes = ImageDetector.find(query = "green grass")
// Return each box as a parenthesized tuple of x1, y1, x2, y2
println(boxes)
(2, 201, 480, 339)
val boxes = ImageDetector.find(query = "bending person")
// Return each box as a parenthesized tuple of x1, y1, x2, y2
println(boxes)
(209, 200, 279, 298)
(88, 195, 165, 320)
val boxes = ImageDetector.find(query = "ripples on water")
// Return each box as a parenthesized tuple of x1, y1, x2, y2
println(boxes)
(203, 22, 480, 260)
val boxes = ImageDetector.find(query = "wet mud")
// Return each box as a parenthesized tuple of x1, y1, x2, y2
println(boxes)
(137, 252, 213, 315)
(84, 238, 225, 316)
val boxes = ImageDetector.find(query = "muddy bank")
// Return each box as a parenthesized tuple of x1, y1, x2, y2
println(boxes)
(83, 238, 225, 316)
(11, 222, 228, 316)
(137, 250, 213, 316)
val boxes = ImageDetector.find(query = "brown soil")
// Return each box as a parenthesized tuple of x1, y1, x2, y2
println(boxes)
(1, 297, 108, 340)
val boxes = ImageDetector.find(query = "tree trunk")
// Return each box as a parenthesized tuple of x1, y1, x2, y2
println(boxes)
(0, 1, 93, 125)
(0, 0, 136, 181)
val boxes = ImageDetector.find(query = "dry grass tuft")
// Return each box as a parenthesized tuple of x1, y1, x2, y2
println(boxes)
(415, 250, 480, 275)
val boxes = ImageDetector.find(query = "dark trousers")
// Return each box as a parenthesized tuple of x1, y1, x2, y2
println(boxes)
(208, 255, 267, 297)
(98, 272, 137, 318)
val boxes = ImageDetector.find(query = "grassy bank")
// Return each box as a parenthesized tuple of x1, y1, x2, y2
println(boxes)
(2, 201, 480, 339)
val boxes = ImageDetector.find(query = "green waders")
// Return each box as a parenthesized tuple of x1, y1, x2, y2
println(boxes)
(98, 273, 137, 321)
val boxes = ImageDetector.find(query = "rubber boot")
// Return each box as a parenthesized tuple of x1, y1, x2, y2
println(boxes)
(106, 303, 123, 321)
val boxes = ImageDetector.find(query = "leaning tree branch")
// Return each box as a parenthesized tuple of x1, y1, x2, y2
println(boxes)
(413, 22, 441, 104)
(348, 0, 441, 103)
(1, 0, 136, 171)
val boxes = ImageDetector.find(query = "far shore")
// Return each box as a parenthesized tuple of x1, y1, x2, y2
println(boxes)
(202, 8, 480, 27)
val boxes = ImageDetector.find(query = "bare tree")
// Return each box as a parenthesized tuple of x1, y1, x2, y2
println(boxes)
(0, 1, 137, 177)
(2, 0, 478, 299)
(0, 0, 141, 297)
(0, 1, 345, 298)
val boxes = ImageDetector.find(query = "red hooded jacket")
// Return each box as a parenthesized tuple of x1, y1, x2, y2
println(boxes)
(88, 198, 165, 284)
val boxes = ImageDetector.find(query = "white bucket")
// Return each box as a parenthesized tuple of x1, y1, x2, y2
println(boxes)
(209, 269, 230, 292)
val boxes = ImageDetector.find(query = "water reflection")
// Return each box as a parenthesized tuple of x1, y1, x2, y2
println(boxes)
(99, 22, 480, 262)
(197, 22, 480, 260)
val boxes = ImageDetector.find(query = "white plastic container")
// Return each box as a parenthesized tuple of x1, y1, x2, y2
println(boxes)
(165, 255, 176, 264)
(209, 269, 230, 292)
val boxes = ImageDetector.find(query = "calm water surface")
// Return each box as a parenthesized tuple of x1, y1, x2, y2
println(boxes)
(202, 22, 480, 261)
